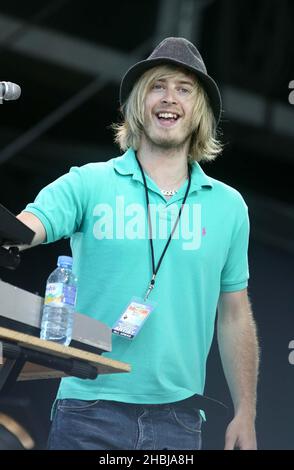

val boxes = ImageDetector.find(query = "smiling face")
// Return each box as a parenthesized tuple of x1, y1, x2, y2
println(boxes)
(141, 68, 197, 151)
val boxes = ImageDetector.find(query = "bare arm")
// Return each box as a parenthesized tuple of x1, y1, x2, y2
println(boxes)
(217, 288, 259, 450)
(16, 212, 46, 250)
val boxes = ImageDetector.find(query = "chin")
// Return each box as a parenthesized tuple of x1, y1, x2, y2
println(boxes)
(153, 134, 190, 150)
(143, 126, 191, 150)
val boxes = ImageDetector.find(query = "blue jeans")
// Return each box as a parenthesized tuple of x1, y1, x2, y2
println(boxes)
(48, 398, 202, 450)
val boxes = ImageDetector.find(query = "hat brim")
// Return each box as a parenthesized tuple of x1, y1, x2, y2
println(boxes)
(120, 57, 222, 125)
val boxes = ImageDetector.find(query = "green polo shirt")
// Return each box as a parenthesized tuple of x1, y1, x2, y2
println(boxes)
(25, 148, 249, 404)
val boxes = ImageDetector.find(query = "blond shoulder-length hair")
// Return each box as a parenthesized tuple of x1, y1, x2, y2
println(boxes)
(113, 65, 222, 162)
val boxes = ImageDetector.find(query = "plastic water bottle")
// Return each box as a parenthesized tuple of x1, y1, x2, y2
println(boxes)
(40, 256, 77, 346)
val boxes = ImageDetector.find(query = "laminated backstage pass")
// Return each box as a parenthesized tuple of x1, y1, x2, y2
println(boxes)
(112, 297, 156, 340)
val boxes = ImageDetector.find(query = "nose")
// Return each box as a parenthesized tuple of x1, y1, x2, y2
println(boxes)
(161, 87, 177, 105)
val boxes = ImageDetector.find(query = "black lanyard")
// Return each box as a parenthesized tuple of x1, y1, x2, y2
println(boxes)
(135, 155, 192, 300)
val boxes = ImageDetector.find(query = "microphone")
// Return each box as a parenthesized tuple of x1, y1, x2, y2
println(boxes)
(0, 82, 21, 101)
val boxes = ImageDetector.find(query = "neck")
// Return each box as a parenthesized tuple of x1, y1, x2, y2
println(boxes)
(136, 138, 189, 190)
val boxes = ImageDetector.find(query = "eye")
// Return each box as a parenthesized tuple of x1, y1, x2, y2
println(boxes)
(151, 82, 164, 90)
(178, 87, 191, 95)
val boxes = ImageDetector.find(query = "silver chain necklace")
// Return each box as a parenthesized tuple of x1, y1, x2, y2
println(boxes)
(160, 188, 178, 196)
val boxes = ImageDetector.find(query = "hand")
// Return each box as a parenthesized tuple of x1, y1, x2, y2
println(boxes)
(224, 413, 257, 450)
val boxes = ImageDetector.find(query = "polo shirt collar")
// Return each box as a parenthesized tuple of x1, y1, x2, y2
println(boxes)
(113, 148, 213, 192)
(112, 148, 138, 176)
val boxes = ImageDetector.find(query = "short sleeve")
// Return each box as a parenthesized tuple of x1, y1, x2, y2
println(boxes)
(23, 166, 87, 243)
(220, 209, 250, 292)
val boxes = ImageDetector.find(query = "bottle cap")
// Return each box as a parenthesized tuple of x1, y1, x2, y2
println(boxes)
(57, 255, 73, 267)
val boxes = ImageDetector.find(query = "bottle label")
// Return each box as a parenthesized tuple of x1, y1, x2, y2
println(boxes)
(63, 285, 77, 306)
(44, 282, 76, 307)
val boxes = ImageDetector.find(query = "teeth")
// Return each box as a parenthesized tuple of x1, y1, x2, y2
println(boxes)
(158, 113, 178, 119)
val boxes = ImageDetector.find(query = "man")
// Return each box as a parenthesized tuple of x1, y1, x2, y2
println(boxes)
(17, 37, 259, 450)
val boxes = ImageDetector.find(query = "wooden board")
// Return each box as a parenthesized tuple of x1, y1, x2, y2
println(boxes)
(0, 327, 131, 380)
(1, 359, 67, 381)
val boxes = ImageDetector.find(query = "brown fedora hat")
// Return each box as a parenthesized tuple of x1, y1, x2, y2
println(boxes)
(120, 37, 222, 125)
